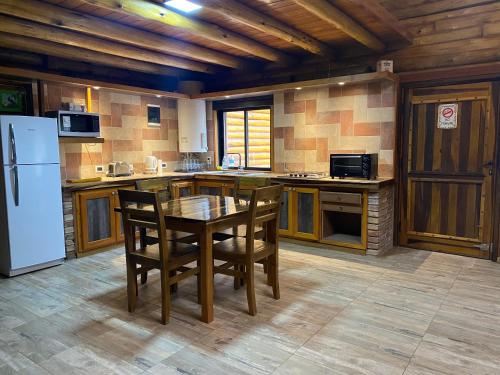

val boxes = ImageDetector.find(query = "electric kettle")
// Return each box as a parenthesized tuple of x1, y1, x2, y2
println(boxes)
(144, 155, 158, 174)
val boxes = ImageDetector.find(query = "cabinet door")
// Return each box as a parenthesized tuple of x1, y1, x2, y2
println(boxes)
(172, 181, 195, 199)
(114, 186, 135, 242)
(279, 187, 294, 236)
(293, 187, 319, 240)
(196, 181, 224, 196)
(78, 189, 116, 252)
(222, 183, 235, 197)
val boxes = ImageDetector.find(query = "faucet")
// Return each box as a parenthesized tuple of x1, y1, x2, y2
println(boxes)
(227, 153, 243, 170)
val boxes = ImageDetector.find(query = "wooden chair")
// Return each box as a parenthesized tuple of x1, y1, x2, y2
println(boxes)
(214, 176, 271, 240)
(212, 185, 282, 316)
(135, 178, 198, 246)
(118, 189, 201, 324)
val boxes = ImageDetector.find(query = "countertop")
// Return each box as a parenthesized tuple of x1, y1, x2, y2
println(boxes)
(62, 171, 394, 191)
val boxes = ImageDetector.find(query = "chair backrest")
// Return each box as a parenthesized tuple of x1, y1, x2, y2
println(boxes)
(245, 185, 283, 256)
(118, 189, 169, 264)
(135, 177, 172, 202)
(234, 176, 271, 202)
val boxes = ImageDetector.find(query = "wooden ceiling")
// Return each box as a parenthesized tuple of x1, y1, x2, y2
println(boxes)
(0, 0, 411, 88)
(0, 0, 498, 92)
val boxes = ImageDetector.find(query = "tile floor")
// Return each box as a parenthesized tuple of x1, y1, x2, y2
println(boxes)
(0, 242, 499, 374)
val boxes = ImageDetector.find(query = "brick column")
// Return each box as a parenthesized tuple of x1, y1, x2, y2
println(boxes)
(367, 185, 394, 256)
(62, 191, 77, 259)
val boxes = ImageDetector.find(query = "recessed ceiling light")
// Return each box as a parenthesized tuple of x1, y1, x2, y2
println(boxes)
(92, 86, 100, 90)
(338, 82, 345, 86)
(225, 95, 230, 98)
(295, 87, 302, 90)
(164, 0, 201, 13)
(156, 94, 162, 98)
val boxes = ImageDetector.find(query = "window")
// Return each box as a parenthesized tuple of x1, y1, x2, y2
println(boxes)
(215, 95, 273, 170)
(223, 108, 271, 169)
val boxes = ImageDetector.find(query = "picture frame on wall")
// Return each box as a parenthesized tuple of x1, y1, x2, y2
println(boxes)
(147, 104, 161, 127)
(0, 88, 26, 114)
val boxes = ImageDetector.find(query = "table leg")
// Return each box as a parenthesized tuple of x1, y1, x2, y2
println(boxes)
(200, 225, 214, 323)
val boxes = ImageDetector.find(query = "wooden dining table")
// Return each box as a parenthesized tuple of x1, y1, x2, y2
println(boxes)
(116, 194, 252, 323)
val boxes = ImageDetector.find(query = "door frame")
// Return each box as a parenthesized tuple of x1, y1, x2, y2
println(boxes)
(395, 78, 500, 261)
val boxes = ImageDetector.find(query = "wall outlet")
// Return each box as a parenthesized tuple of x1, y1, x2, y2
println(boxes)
(206, 157, 212, 165)
(161, 162, 167, 169)
(95, 165, 104, 173)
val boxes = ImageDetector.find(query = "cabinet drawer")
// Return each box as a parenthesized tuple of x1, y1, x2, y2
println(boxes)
(321, 203, 362, 214)
(320, 191, 361, 205)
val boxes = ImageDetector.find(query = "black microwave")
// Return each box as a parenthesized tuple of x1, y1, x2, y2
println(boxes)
(46, 110, 100, 137)
(330, 154, 378, 180)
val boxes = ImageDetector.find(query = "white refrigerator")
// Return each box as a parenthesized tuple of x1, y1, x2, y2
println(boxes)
(0, 115, 65, 276)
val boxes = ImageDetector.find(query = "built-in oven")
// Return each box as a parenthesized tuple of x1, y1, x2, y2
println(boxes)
(46, 110, 100, 137)
(330, 153, 378, 180)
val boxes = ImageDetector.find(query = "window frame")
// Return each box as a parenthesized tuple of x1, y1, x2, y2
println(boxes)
(217, 105, 273, 171)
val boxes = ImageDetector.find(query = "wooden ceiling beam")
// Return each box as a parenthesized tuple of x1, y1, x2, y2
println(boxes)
(0, 66, 189, 99)
(0, 0, 245, 69)
(82, 0, 292, 64)
(347, 0, 413, 43)
(292, 0, 385, 51)
(0, 15, 214, 74)
(0, 32, 182, 77)
(197, 0, 334, 57)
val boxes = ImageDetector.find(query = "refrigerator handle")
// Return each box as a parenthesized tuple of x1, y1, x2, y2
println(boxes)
(13, 165, 19, 207)
(9, 123, 17, 165)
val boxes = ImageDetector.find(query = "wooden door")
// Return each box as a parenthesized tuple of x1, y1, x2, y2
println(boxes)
(400, 83, 496, 258)
(77, 188, 117, 253)
(279, 186, 293, 236)
(293, 187, 319, 240)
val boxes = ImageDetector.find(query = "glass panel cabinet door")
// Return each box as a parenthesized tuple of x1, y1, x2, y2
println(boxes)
(179, 186, 193, 197)
(293, 188, 319, 240)
(79, 189, 117, 252)
(279, 188, 293, 236)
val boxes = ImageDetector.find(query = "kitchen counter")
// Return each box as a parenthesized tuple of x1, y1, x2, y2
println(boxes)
(62, 171, 394, 191)
(61, 172, 194, 191)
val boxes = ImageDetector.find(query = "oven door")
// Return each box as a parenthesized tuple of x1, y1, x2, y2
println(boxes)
(59, 113, 100, 137)
(330, 155, 363, 178)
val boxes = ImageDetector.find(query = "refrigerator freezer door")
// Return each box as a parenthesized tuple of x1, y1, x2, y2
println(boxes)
(3, 163, 65, 272)
(1, 116, 59, 165)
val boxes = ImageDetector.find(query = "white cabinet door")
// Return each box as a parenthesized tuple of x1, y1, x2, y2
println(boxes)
(178, 99, 208, 152)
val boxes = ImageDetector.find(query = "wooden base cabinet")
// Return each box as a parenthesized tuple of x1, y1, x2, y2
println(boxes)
(171, 180, 195, 199)
(279, 187, 319, 241)
(75, 186, 133, 254)
(195, 179, 234, 197)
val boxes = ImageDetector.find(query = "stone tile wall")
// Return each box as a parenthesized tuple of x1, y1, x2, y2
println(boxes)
(46, 83, 180, 179)
(273, 81, 396, 177)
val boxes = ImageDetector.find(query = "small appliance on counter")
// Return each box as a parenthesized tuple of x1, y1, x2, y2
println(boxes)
(46, 110, 100, 138)
(330, 153, 378, 180)
(144, 155, 158, 174)
(107, 161, 133, 177)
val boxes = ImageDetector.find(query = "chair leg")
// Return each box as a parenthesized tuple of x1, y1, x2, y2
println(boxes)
(246, 262, 257, 316)
(160, 269, 170, 325)
(141, 271, 148, 285)
(126, 259, 137, 313)
(240, 264, 245, 286)
(233, 264, 241, 290)
(169, 270, 178, 294)
(197, 260, 202, 305)
(263, 261, 268, 275)
(266, 258, 273, 286)
(270, 254, 280, 300)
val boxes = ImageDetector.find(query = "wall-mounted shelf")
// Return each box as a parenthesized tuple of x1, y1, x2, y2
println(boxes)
(59, 137, 104, 144)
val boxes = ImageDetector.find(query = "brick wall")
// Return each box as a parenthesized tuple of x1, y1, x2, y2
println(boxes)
(46, 83, 180, 179)
(273, 81, 396, 176)
(367, 185, 394, 255)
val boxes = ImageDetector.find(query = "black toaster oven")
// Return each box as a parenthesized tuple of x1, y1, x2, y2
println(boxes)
(330, 153, 378, 180)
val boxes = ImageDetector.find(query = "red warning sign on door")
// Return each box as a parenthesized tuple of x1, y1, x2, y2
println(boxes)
(437, 103, 458, 129)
